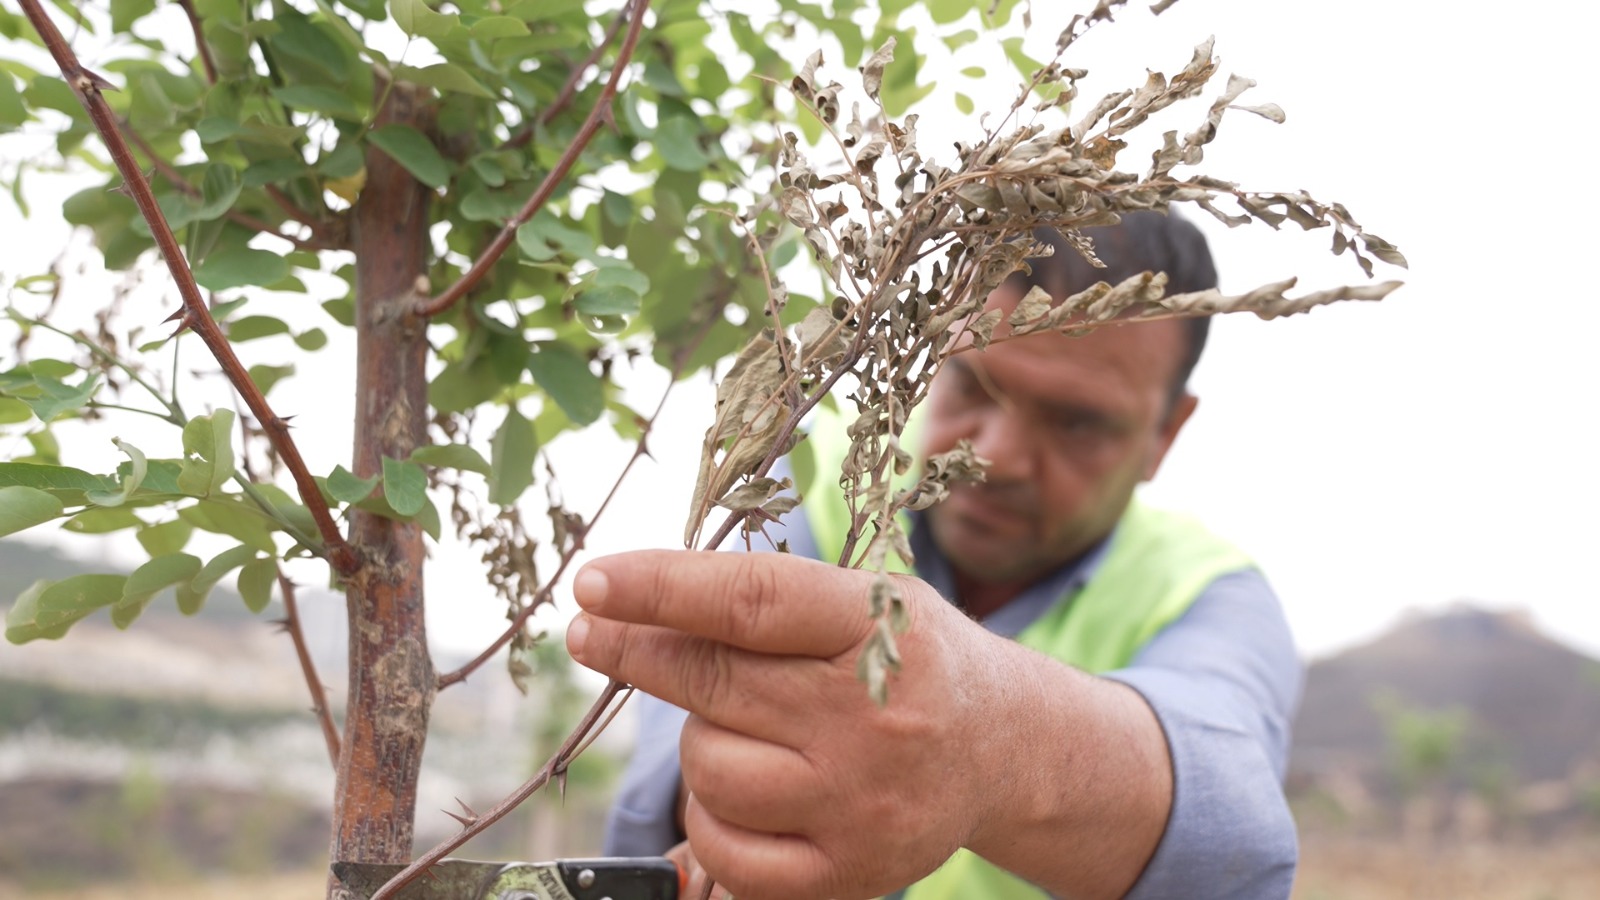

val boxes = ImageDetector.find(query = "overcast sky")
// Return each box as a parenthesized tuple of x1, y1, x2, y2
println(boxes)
(1, 0, 1596, 663)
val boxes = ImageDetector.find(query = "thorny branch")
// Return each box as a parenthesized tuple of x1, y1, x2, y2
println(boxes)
(416, 0, 651, 318)
(174, 0, 216, 85)
(276, 571, 342, 768)
(436, 357, 682, 689)
(18, 0, 361, 576)
(368, 679, 631, 900)
(500, 0, 640, 152)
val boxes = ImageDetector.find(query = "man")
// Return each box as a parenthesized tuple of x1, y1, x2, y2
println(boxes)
(570, 211, 1302, 899)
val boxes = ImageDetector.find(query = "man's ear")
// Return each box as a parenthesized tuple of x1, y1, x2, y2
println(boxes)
(1143, 392, 1198, 481)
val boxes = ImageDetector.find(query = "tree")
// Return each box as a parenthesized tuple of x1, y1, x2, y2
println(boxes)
(0, 0, 1402, 895)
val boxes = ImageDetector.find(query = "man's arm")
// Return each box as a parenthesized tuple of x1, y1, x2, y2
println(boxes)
(576, 551, 1296, 900)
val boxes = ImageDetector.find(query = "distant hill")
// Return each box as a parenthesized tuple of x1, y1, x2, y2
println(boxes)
(1289, 604, 1600, 837)
(1293, 605, 1600, 783)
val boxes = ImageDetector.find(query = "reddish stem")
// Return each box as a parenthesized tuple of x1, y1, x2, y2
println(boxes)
(174, 0, 217, 85)
(500, 0, 637, 152)
(369, 679, 629, 900)
(19, 0, 360, 576)
(279, 570, 343, 768)
(415, 0, 651, 317)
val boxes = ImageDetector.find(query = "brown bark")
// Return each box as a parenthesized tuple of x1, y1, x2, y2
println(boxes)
(330, 82, 437, 873)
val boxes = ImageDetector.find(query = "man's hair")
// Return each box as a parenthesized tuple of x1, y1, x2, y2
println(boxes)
(1005, 210, 1218, 404)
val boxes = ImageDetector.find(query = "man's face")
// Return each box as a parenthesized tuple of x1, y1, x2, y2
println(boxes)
(920, 284, 1197, 586)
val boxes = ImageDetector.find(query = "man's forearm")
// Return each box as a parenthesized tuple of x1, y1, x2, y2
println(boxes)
(966, 637, 1174, 900)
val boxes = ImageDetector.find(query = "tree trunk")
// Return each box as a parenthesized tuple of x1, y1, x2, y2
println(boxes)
(330, 82, 436, 873)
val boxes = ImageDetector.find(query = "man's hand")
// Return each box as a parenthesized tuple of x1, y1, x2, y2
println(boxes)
(567, 550, 1172, 900)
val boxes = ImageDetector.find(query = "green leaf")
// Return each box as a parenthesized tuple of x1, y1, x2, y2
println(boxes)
(0, 485, 63, 537)
(0, 397, 30, 424)
(954, 92, 974, 115)
(0, 462, 115, 501)
(927, 0, 972, 25)
(655, 115, 712, 171)
(468, 15, 530, 38)
(0, 72, 28, 131)
(136, 519, 193, 556)
(194, 163, 243, 221)
(177, 409, 236, 497)
(248, 363, 294, 396)
(574, 284, 641, 317)
(410, 443, 490, 475)
(86, 437, 148, 507)
(391, 0, 458, 38)
(395, 62, 495, 98)
(381, 456, 428, 517)
(7, 575, 127, 643)
(593, 261, 650, 294)
(179, 499, 277, 553)
(516, 210, 596, 262)
(114, 553, 201, 628)
(488, 406, 538, 506)
(326, 465, 379, 503)
(177, 544, 256, 614)
(61, 505, 142, 534)
(272, 84, 362, 121)
(110, 0, 156, 33)
(193, 248, 291, 291)
(237, 558, 276, 613)
(293, 328, 328, 350)
(527, 342, 604, 426)
(368, 124, 451, 189)
(24, 373, 98, 423)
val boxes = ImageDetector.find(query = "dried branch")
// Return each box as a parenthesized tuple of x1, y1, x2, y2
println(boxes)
(368, 679, 630, 900)
(18, 0, 361, 576)
(416, 0, 651, 318)
(174, 0, 217, 85)
(277, 570, 342, 767)
(500, 0, 639, 152)
(121, 123, 337, 252)
(436, 361, 679, 689)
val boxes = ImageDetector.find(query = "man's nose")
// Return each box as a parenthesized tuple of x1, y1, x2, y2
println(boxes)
(966, 409, 1036, 482)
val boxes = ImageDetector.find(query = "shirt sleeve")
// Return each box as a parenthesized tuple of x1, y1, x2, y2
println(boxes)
(1102, 568, 1304, 900)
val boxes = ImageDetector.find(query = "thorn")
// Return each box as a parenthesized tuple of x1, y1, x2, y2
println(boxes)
(162, 307, 186, 323)
(268, 617, 290, 633)
(272, 415, 295, 431)
(443, 797, 480, 829)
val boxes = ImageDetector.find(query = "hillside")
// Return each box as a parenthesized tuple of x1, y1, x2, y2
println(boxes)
(1289, 604, 1600, 836)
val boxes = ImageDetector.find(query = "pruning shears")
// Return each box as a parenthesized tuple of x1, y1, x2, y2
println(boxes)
(332, 857, 684, 900)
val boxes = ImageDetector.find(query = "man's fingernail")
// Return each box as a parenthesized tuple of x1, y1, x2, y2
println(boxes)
(567, 613, 591, 658)
(573, 566, 608, 609)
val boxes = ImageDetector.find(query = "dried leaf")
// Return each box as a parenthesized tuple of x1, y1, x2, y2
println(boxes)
(860, 37, 896, 101)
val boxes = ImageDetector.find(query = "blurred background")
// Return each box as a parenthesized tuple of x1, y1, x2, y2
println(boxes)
(2, 0, 1597, 897)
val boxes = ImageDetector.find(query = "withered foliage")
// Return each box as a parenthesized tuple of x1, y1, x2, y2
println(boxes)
(686, 0, 1406, 703)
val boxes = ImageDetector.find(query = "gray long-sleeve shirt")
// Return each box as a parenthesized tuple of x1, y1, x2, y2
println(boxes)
(602, 504, 1303, 900)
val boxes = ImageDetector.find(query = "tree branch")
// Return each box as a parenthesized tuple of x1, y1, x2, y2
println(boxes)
(499, 0, 638, 152)
(437, 364, 679, 689)
(415, 0, 650, 318)
(174, 0, 217, 85)
(370, 679, 630, 900)
(19, 0, 361, 576)
(277, 570, 343, 768)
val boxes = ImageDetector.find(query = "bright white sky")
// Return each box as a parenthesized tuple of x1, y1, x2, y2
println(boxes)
(1, 0, 1596, 664)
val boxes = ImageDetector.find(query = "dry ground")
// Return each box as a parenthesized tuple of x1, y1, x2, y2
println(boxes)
(1295, 835, 1600, 900)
